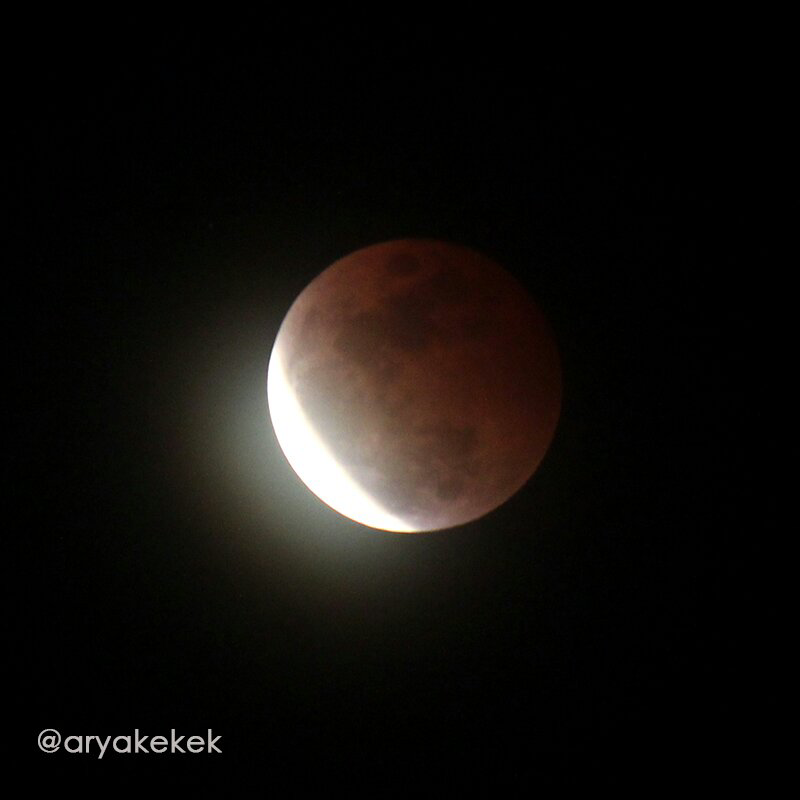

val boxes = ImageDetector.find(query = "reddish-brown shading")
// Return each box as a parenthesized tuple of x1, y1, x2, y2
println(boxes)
(275, 239, 562, 531)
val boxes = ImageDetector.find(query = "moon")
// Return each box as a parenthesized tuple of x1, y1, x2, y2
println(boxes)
(267, 239, 562, 532)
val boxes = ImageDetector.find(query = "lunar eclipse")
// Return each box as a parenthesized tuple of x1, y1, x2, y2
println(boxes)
(268, 239, 562, 532)
(15, 23, 759, 788)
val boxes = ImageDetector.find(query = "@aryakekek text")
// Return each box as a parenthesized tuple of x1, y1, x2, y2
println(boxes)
(38, 729, 222, 758)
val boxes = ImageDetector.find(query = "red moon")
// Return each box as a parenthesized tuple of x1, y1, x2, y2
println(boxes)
(268, 239, 562, 532)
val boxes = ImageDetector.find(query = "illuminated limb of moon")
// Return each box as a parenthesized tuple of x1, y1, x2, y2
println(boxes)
(267, 343, 416, 532)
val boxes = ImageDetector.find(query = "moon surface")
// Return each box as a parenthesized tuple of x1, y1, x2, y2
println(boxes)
(267, 239, 562, 532)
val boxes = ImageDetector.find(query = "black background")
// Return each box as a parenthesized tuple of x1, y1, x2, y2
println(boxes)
(13, 17, 773, 790)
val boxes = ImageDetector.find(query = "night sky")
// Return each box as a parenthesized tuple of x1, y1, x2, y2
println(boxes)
(14, 20, 772, 789)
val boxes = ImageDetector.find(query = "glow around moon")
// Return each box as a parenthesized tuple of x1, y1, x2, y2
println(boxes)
(267, 239, 562, 532)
